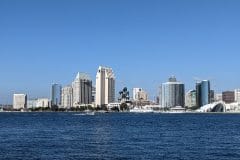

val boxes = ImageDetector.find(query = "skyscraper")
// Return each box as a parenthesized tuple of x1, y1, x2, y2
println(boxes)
(51, 84, 62, 107)
(13, 94, 27, 109)
(96, 66, 115, 107)
(196, 80, 210, 108)
(161, 76, 185, 108)
(61, 86, 73, 108)
(72, 72, 92, 106)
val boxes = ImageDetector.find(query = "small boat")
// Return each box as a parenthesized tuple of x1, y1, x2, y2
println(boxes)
(129, 107, 154, 113)
(84, 110, 95, 115)
(74, 110, 95, 116)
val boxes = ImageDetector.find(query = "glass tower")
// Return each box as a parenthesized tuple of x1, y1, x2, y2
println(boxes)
(196, 80, 210, 108)
(51, 84, 62, 107)
(161, 76, 185, 108)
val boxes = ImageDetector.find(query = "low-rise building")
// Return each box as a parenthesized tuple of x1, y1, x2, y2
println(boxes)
(222, 91, 235, 104)
(13, 94, 27, 109)
(36, 98, 49, 108)
(234, 89, 240, 103)
(27, 99, 38, 109)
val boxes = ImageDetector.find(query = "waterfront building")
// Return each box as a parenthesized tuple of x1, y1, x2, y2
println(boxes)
(222, 91, 235, 104)
(36, 98, 49, 108)
(215, 93, 223, 102)
(92, 86, 96, 104)
(61, 86, 73, 108)
(27, 98, 49, 108)
(133, 88, 141, 100)
(185, 90, 196, 108)
(27, 99, 38, 109)
(161, 76, 185, 108)
(133, 88, 148, 101)
(210, 90, 215, 103)
(196, 80, 210, 108)
(72, 72, 92, 107)
(234, 89, 240, 103)
(51, 84, 62, 107)
(13, 94, 27, 109)
(96, 66, 115, 107)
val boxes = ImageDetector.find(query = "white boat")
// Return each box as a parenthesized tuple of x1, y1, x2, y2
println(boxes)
(84, 110, 95, 116)
(129, 107, 154, 113)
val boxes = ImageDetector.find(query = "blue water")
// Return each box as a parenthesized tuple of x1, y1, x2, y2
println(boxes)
(0, 113, 240, 160)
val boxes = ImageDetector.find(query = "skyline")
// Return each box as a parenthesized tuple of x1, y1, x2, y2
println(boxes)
(1, 0, 240, 103)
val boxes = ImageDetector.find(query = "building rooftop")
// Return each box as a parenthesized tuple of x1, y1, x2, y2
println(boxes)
(75, 72, 91, 81)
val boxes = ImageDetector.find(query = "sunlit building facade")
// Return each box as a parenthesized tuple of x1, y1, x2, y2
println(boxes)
(96, 66, 115, 106)
(161, 76, 185, 108)
(72, 72, 92, 107)
(13, 94, 27, 109)
(61, 86, 73, 108)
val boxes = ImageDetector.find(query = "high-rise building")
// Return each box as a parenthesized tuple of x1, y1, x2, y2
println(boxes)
(222, 91, 235, 104)
(196, 80, 210, 108)
(13, 94, 27, 109)
(133, 88, 148, 101)
(96, 66, 115, 107)
(72, 72, 92, 106)
(161, 76, 185, 108)
(51, 84, 62, 107)
(185, 90, 196, 108)
(234, 89, 240, 103)
(61, 86, 73, 108)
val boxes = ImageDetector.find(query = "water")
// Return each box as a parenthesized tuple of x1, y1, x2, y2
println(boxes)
(0, 112, 240, 160)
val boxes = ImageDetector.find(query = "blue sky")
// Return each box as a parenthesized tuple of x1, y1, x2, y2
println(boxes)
(1, 0, 240, 104)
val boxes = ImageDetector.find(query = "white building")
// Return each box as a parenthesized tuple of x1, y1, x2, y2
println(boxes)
(185, 90, 196, 108)
(161, 76, 185, 108)
(96, 66, 115, 107)
(133, 88, 148, 101)
(27, 99, 38, 109)
(234, 89, 240, 103)
(13, 94, 27, 109)
(215, 93, 223, 102)
(61, 86, 73, 108)
(72, 72, 92, 107)
(36, 98, 49, 108)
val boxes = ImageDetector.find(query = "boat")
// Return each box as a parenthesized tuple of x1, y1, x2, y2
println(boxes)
(129, 107, 154, 113)
(74, 112, 95, 116)
(84, 110, 95, 115)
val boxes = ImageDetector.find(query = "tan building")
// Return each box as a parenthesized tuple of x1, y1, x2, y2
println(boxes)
(72, 72, 92, 107)
(133, 88, 148, 101)
(96, 66, 115, 106)
(61, 86, 73, 108)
